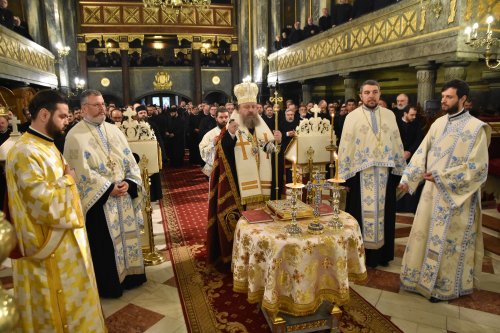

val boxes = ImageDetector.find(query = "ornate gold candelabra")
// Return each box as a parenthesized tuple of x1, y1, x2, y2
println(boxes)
(464, 15, 499, 70)
(0, 211, 19, 331)
(285, 182, 304, 235)
(140, 156, 166, 266)
(305, 170, 331, 234)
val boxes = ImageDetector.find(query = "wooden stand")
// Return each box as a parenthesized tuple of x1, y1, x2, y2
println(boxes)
(261, 301, 341, 333)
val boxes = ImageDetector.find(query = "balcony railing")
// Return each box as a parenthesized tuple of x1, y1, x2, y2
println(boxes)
(0, 26, 57, 87)
(79, 1, 234, 35)
(268, 0, 497, 83)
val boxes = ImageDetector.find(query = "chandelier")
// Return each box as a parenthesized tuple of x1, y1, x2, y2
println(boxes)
(143, 0, 211, 10)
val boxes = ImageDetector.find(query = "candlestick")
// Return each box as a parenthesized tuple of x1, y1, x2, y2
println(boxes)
(293, 158, 297, 185)
(334, 152, 339, 179)
(330, 112, 334, 141)
(327, 178, 346, 230)
(464, 26, 472, 43)
(285, 182, 305, 235)
(472, 22, 479, 40)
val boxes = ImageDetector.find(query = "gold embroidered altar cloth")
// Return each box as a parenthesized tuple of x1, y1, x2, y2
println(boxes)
(232, 211, 367, 316)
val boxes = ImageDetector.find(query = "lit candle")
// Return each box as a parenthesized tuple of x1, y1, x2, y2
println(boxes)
(472, 22, 479, 40)
(486, 15, 494, 34)
(334, 152, 339, 179)
(293, 157, 297, 185)
(464, 26, 472, 43)
(330, 111, 335, 141)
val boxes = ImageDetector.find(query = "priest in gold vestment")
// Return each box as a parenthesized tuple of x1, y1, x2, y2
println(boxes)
(5, 90, 106, 332)
(399, 80, 490, 302)
(206, 81, 282, 265)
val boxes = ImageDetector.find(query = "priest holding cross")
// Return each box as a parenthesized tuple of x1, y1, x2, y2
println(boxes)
(207, 81, 282, 266)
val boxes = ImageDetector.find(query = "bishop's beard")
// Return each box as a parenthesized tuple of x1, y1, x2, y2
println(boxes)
(241, 114, 260, 129)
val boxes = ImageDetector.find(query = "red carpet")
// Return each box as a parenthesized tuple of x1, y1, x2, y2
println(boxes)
(160, 165, 403, 333)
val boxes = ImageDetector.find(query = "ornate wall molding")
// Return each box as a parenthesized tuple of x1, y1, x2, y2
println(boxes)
(0, 26, 57, 76)
(79, 2, 234, 35)
(267, 0, 480, 84)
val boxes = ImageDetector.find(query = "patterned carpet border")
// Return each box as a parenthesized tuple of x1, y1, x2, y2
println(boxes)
(160, 166, 403, 333)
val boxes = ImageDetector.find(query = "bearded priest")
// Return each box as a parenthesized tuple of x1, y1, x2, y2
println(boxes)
(206, 81, 282, 265)
(399, 79, 490, 302)
(64, 89, 146, 298)
(338, 79, 407, 269)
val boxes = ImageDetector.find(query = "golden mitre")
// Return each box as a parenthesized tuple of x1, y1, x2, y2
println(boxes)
(234, 81, 258, 104)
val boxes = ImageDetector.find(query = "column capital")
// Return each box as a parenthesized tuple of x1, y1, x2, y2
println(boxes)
(77, 43, 87, 52)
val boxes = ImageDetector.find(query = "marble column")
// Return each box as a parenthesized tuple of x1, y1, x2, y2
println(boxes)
(443, 61, 469, 82)
(120, 37, 130, 105)
(343, 76, 357, 101)
(301, 81, 312, 104)
(76, 36, 88, 85)
(415, 65, 436, 108)
(192, 38, 202, 105)
(231, 37, 240, 93)
(237, 0, 250, 79)
(482, 70, 500, 113)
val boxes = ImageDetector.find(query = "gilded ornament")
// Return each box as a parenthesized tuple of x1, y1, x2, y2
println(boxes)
(448, 0, 457, 24)
(100, 77, 110, 87)
(0, 212, 19, 331)
(212, 75, 220, 85)
(153, 71, 173, 90)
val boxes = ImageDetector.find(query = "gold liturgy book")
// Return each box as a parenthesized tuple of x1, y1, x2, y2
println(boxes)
(266, 200, 314, 220)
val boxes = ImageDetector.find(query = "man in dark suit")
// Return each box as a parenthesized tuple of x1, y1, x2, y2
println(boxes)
(396, 106, 423, 212)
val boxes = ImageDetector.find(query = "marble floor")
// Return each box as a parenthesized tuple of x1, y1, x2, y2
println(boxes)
(1, 204, 499, 333)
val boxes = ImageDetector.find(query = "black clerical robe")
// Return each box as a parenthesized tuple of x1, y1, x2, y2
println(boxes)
(332, 3, 353, 25)
(188, 113, 204, 165)
(166, 115, 186, 167)
(353, 0, 374, 18)
(303, 23, 320, 38)
(85, 180, 146, 297)
(319, 15, 332, 31)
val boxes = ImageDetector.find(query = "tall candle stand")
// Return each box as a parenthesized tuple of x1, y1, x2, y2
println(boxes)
(327, 178, 345, 230)
(285, 182, 304, 235)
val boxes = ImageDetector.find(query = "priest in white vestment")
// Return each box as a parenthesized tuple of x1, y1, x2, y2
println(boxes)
(338, 80, 406, 268)
(64, 89, 146, 298)
(399, 80, 490, 302)
(199, 106, 229, 176)
(206, 81, 282, 265)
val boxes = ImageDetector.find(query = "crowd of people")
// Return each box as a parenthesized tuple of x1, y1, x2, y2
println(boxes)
(0, 78, 491, 331)
(0, 0, 32, 40)
(275, 0, 402, 50)
(87, 50, 232, 68)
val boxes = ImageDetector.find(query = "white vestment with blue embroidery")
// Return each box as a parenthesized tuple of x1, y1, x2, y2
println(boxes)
(64, 120, 145, 282)
(338, 106, 406, 249)
(400, 111, 490, 300)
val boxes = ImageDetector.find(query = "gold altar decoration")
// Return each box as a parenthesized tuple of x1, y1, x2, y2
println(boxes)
(266, 199, 313, 220)
(232, 211, 367, 317)
(0, 211, 20, 331)
(143, 0, 211, 11)
(139, 157, 166, 266)
(118, 107, 164, 265)
(153, 71, 173, 90)
(284, 105, 334, 167)
(464, 15, 499, 70)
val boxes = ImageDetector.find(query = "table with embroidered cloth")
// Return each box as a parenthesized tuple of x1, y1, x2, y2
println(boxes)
(231, 210, 367, 319)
